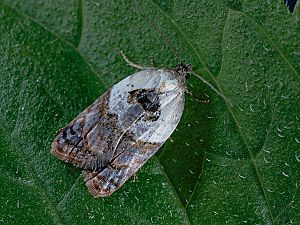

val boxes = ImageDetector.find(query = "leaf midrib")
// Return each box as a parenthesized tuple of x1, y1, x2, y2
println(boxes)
(0, 1, 109, 89)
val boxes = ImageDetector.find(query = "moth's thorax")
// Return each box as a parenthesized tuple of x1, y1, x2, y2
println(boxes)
(174, 63, 192, 82)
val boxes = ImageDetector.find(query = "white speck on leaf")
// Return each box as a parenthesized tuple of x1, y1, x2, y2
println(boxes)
(262, 148, 271, 153)
(263, 157, 269, 163)
(282, 172, 289, 177)
(249, 104, 254, 112)
(239, 174, 245, 179)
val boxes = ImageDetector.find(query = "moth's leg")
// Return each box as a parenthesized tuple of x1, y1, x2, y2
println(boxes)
(186, 89, 209, 104)
(167, 136, 174, 143)
(149, 58, 155, 67)
(55, 127, 63, 136)
(120, 51, 155, 70)
(132, 173, 138, 182)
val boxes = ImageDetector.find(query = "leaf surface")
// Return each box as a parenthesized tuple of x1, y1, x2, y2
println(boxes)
(0, 0, 299, 224)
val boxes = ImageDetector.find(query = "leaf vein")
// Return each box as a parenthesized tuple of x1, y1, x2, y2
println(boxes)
(75, 0, 83, 48)
(1, 1, 109, 89)
(57, 175, 82, 209)
(238, 10, 300, 81)
(274, 182, 299, 221)
(0, 173, 36, 188)
(154, 157, 192, 225)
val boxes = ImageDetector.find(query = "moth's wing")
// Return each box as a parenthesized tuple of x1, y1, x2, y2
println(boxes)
(52, 68, 185, 197)
(84, 71, 185, 197)
(83, 138, 162, 197)
(51, 69, 169, 170)
(51, 90, 122, 170)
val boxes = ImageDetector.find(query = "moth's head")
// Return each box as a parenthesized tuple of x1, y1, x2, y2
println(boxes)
(175, 63, 192, 80)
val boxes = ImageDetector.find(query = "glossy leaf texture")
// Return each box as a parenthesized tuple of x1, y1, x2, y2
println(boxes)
(0, 0, 299, 224)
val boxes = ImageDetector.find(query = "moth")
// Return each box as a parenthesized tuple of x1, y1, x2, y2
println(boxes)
(51, 59, 192, 197)
(51, 6, 228, 197)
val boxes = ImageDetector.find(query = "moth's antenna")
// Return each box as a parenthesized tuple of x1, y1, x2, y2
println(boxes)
(191, 71, 233, 107)
(136, 2, 232, 107)
(136, 2, 184, 64)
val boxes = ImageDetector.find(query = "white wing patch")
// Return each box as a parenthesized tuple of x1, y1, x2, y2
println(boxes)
(109, 68, 185, 143)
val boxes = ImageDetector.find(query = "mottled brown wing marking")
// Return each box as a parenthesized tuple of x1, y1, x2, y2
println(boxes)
(82, 88, 165, 197)
(84, 135, 161, 197)
(51, 90, 122, 170)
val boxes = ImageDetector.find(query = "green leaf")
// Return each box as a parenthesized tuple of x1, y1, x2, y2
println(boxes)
(0, 0, 299, 224)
